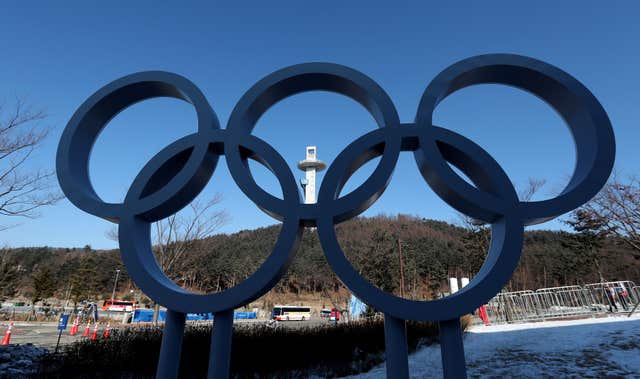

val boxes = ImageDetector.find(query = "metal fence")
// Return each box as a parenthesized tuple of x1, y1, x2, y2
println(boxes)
(479, 281, 640, 325)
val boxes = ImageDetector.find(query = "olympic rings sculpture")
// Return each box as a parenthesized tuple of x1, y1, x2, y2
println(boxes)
(57, 54, 615, 379)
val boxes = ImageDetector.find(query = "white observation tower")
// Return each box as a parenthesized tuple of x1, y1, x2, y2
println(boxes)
(297, 146, 326, 204)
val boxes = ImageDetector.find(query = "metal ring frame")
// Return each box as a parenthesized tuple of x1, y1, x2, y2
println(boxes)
(56, 54, 615, 379)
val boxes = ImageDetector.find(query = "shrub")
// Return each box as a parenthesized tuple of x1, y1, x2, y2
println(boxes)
(227, 319, 437, 378)
(38, 317, 469, 378)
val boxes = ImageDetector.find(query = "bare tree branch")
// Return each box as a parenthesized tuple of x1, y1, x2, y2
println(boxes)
(106, 193, 230, 289)
(576, 173, 640, 255)
(519, 178, 547, 202)
(459, 177, 547, 227)
(0, 99, 62, 227)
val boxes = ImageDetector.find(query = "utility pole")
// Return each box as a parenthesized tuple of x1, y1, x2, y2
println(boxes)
(110, 269, 121, 319)
(398, 238, 406, 298)
(111, 269, 121, 303)
(63, 282, 73, 310)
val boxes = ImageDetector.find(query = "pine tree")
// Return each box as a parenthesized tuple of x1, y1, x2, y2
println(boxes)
(0, 250, 18, 302)
(564, 209, 607, 282)
(68, 256, 99, 312)
(31, 266, 56, 314)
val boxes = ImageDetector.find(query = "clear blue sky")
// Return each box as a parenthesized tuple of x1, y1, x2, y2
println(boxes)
(0, 2, 638, 249)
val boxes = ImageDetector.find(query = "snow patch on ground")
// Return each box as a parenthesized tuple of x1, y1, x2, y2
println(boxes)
(344, 314, 640, 378)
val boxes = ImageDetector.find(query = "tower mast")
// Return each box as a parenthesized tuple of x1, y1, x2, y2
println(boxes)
(297, 146, 326, 204)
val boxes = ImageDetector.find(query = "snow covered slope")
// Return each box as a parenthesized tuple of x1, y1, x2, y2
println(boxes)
(344, 315, 640, 378)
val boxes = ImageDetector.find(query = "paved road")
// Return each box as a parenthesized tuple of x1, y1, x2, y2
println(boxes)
(1, 322, 78, 350)
(0, 318, 338, 350)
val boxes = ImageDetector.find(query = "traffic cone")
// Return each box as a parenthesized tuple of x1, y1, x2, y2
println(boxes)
(103, 322, 110, 339)
(1, 322, 13, 345)
(82, 321, 91, 337)
(90, 323, 98, 341)
(70, 317, 80, 336)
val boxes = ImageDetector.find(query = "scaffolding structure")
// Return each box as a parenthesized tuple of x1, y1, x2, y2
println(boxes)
(478, 281, 639, 325)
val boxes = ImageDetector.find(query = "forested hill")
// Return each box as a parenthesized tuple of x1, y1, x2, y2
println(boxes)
(1, 215, 639, 303)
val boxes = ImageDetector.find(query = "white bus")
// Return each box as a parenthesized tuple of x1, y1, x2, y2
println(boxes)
(271, 305, 312, 321)
(102, 300, 137, 312)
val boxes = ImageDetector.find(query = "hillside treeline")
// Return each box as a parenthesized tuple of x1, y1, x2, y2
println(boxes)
(1, 215, 639, 305)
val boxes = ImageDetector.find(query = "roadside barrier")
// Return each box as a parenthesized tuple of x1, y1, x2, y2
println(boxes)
(478, 280, 640, 325)
(585, 281, 638, 312)
(103, 322, 110, 339)
(1, 322, 13, 345)
(90, 323, 98, 340)
(82, 321, 90, 337)
(70, 316, 80, 336)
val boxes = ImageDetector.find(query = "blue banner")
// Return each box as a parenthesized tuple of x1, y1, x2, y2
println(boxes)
(349, 295, 367, 316)
(132, 309, 257, 322)
(233, 311, 257, 319)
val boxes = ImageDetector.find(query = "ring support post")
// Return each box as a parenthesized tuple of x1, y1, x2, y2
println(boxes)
(384, 313, 409, 378)
(208, 309, 234, 379)
(157, 310, 186, 379)
(439, 318, 467, 379)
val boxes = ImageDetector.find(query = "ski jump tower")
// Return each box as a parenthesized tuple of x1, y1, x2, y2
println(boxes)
(297, 146, 326, 204)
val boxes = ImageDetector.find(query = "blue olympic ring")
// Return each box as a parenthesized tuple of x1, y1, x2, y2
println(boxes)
(56, 54, 615, 322)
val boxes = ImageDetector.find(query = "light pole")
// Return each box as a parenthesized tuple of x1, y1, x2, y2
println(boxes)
(110, 269, 121, 319)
